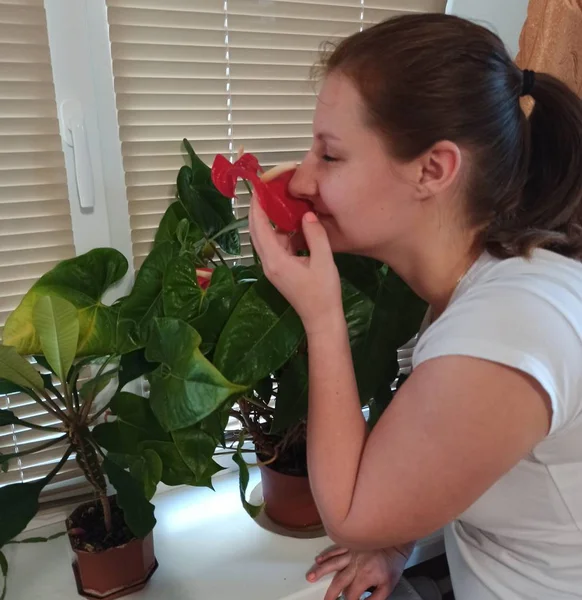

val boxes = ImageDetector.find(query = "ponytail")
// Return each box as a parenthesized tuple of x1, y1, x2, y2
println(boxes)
(485, 72, 582, 259)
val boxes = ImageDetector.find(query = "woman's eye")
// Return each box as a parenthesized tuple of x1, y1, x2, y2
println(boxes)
(322, 154, 338, 163)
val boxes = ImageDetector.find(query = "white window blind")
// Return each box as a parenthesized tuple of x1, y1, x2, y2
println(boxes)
(0, 0, 89, 502)
(106, 0, 447, 267)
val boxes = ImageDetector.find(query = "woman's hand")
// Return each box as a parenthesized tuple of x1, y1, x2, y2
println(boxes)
(248, 194, 343, 335)
(307, 545, 414, 600)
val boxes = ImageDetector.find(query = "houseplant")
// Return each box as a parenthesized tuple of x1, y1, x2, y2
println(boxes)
(101, 139, 427, 530)
(0, 289, 158, 600)
(0, 245, 233, 598)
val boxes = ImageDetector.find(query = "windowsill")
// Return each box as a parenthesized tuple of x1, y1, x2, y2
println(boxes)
(6, 468, 444, 600)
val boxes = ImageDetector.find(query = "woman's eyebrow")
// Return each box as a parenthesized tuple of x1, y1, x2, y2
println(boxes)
(316, 132, 341, 142)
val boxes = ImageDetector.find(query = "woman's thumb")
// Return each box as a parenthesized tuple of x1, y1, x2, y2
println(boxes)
(301, 212, 332, 262)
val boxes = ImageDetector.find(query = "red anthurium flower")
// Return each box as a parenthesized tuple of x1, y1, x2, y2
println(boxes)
(211, 152, 311, 233)
(196, 267, 213, 290)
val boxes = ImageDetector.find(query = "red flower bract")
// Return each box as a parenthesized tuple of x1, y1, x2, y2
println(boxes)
(211, 152, 311, 233)
(196, 267, 213, 290)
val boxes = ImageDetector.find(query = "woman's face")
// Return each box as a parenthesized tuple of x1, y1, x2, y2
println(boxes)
(289, 72, 423, 257)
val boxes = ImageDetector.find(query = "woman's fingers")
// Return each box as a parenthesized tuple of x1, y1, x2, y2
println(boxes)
(301, 212, 333, 266)
(324, 569, 356, 600)
(316, 546, 350, 563)
(307, 553, 351, 582)
(344, 581, 374, 600)
(367, 584, 391, 600)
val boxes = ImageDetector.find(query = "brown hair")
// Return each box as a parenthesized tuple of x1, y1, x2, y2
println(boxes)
(320, 14, 582, 259)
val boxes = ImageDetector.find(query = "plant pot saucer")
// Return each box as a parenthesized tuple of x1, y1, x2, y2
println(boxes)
(249, 482, 327, 540)
(72, 559, 159, 600)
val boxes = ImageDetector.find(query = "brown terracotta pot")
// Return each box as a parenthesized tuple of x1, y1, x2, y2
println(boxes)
(68, 503, 157, 600)
(259, 463, 322, 530)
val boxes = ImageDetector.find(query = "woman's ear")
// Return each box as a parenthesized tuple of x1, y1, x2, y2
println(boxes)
(416, 140, 462, 198)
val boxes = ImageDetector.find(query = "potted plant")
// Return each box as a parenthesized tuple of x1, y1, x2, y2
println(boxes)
(0, 246, 230, 598)
(0, 279, 157, 600)
(95, 139, 427, 532)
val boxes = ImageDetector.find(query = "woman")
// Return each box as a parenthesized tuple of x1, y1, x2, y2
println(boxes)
(249, 14, 582, 600)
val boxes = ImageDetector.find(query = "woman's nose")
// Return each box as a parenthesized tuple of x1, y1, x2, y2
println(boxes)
(289, 156, 318, 201)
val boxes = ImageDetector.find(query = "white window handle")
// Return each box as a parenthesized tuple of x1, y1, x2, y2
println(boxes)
(59, 100, 95, 210)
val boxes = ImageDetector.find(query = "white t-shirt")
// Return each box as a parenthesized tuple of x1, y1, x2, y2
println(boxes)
(412, 249, 582, 600)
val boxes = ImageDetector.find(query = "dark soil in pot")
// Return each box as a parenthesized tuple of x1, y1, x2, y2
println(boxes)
(67, 497, 134, 552)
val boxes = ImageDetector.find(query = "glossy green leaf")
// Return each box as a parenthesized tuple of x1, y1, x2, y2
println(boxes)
(0, 480, 45, 546)
(138, 440, 197, 486)
(177, 166, 240, 255)
(0, 346, 44, 392)
(110, 392, 169, 442)
(210, 217, 249, 241)
(3, 248, 127, 356)
(32, 296, 79, 384)
(117, 242, 177, 352)
(195, 459, 224, 490)
(352, 269, 426, 404)
(335, 254, 382, 300)
(172, 425, 217, 480)
(117, 349, 158, 392)
(271, 354, 308, 434)
(214, 276, 305, 385)
(103, 456, 156, 538)
(129, 449, 162, 501)
(0, 378, 20, 395)
(189, 267, 238, 351)
(146, 318, 247, 431)
(162, 255, 207, 323)
(232, 452, 263, 519)
(341, 278, 376, 349)
(154, 201, 203, 248)
(183, 138, 212, 186)
(79, 369, 117, 403)
(93, 421, 142, 455)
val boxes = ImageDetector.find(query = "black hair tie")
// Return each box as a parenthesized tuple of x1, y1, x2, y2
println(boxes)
(521, 69, 536, 97)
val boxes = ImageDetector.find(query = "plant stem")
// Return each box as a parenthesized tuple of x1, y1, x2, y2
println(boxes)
(27, 389, 67, 423)
(80, 355, 116, 422)
(12, 418, 61, 433)
(44, 446, 73, 484)
(211, 243, 229, 268)
(1, 435, 67, 463)
(99, 494, 112, 534)
(88, 401, 112, 426)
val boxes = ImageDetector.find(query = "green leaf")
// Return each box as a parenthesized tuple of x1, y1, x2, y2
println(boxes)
(177, 166, 240, 255)
(352, 269, 426, 404)
(79, 369, 117, 403)
(154, 201, 204, 248)
(271, 354, 308, 434)
(214, 276, 305, 385)
(103, 456, 156, 538)
(117, 242, 178, 352)
(0, 378, 20, 395)
(0, 409, 20, 427)
(210, 217, 249, 241)
(138, 440, 198, 486)
(0, 550, 7, 600)
(129, 449, 162, 501)
(146, 318, 246, 431)
(172, 425, 216, 480)
(195, 458, 224, 490)
(341, 278, 376, 350)
(3, 248, 127, 356)
(6, 531, 66, 544)
(0, 346, 44, 392)
(110, 392, 169, 442)
(32, 296, 79, 384)
(93, 392, 171, 455)
(162, 255, 207, 323)
(335, 254, 382, 300)
(232, 452, 263, 519)
(183, 138, 212, 186)
(0, 480, 46, 546)
(189, 267, 237, 351)
(117, 349, 158, 392)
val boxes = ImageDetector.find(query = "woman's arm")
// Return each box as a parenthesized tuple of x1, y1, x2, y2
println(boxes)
(306, 330, 552, 548)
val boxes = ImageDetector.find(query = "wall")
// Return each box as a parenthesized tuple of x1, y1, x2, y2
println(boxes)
(447, 0, 530, 57)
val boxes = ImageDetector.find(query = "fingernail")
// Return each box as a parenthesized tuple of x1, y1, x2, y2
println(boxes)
(304, 212, 318, 223)
(307, 573, 316, 581)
